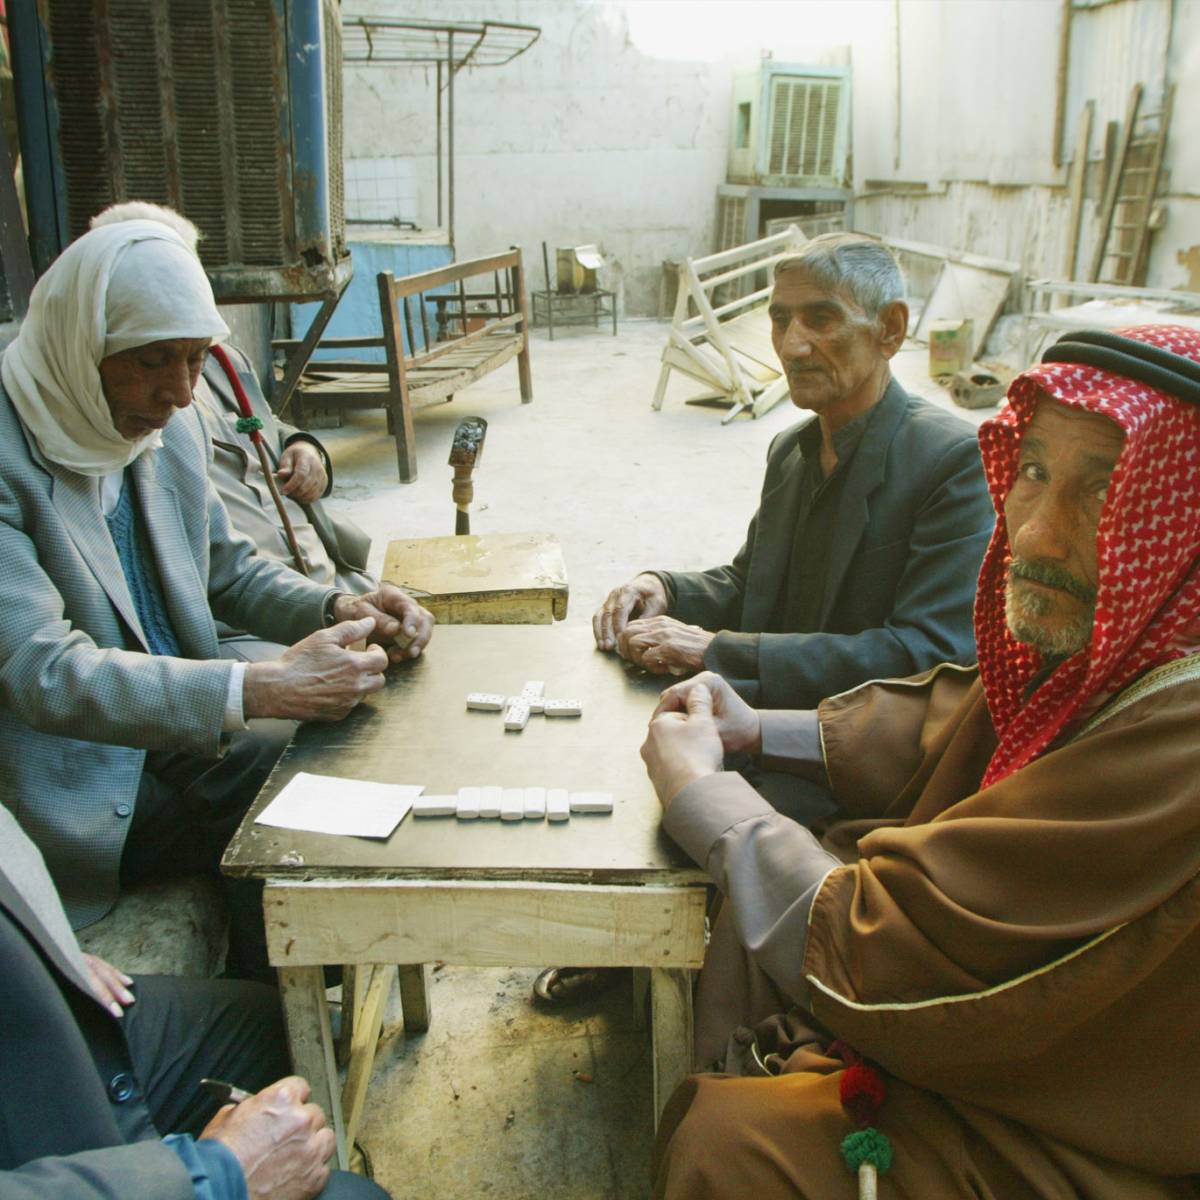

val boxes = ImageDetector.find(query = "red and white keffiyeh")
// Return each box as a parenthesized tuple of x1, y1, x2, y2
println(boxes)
(976, 324, 1200, 788)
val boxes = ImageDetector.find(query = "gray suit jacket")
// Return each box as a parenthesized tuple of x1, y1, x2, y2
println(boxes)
(0, 378, 336, 927)
(659, 380, 994, 708)
(0, 807, 192, 1200)
(199, 348, 373, 584)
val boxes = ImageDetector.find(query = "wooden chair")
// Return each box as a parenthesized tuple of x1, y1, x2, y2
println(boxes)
(282, 249, 534, 482)
(652, 225, 805, 424)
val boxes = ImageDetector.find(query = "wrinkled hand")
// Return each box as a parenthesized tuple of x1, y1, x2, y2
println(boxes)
(275, 442, 327, 504)
(334, 582, 435, 663)
(82, 953, 135, 1019)
(652, 671, 761, 756)
(243, 618, 388, 721)
(617, 615, 714, 676)
(641, 683, 725, 809)
(200, 1076, 334, 1200)
(593, 574, 669, 650)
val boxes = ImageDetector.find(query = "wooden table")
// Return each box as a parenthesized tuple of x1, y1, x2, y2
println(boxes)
(222, 624, 708, 1166)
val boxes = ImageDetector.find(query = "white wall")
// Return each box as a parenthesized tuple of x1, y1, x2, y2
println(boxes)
(342, 0, 735, 314)
(339, 0, 1200, 308)
(850, 0, 1200, 290)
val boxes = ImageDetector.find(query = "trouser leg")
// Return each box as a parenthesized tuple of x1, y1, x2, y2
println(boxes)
(122, 974, 290, 1136)
(120, 719, 295, 982)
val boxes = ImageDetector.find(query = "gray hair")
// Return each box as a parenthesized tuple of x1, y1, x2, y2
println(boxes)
(89, 201, 201, 257)
(774, 232, 905, 318)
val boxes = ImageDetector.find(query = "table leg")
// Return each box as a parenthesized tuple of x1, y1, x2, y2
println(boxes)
(650, 967, 694, 1127)
(341, 964, 394, 1154)
(278, 965, 349, 1170)
(398, 962, 432, 1032)
(630, 966, 650, 1031)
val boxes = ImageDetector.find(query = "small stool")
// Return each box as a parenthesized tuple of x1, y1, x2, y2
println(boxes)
(382, 531, 568, 624)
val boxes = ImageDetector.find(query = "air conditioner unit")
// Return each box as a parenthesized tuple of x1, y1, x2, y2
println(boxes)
(728, 63, 850, 189)
(11, 0, 349, 302)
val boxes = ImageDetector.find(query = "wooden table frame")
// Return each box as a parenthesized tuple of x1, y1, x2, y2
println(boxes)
(266, 876, 707, 1168)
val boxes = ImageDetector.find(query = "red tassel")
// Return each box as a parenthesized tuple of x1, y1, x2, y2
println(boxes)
(840, 1062, 887, 1128)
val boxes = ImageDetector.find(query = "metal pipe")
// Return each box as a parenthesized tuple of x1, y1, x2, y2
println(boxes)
(1052, 0, 1073, 168)
(448, 30, 455, 247)
(436, 59, 442, 228)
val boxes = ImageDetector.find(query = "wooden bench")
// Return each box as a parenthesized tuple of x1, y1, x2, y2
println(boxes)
(280, 249, 534, 482)
(652, 225, 805, 424)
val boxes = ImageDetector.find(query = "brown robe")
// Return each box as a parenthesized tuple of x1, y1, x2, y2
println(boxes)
(654, 659, 1200, 1199)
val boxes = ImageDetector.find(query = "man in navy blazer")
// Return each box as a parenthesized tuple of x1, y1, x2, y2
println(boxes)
(595, 233, 993, 712)
(0, 806, 387, 1200)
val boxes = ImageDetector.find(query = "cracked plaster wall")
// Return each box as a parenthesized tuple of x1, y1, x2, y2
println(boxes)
(341, 0, 733, 316)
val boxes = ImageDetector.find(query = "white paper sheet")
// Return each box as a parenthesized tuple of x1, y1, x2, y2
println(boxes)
(254, 772, 423, 839)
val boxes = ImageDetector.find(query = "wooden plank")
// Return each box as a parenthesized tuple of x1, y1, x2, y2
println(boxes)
(406, 315, 522, 371)
(273, 335, 386, 350)
(397, 963, 432, 1032)
(1064, 100, 1095, 280)
(1089, 83, 1144, 283)
(340, 964, 394, 1152)
(690, 224, 803, 275)
(278, 965, 348, 1169)
(651, 967, 694, 1125)
(264, 880, 708, 970)
(381, 532, 567, 608)
(388, 249, 521, 298)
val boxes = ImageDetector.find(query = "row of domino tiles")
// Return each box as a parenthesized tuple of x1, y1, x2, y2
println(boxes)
(412, 786, 612, 821)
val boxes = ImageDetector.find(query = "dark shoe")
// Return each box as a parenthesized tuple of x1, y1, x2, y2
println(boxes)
(532, 965, 627, 1009)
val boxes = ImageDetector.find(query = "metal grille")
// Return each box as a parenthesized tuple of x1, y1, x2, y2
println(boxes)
(43, 0, 308, 272)
(767, 76, 842, 183)
(716, 194, 747, 253)
(221, 0, 286, 265)
(323, 0, 346, 260)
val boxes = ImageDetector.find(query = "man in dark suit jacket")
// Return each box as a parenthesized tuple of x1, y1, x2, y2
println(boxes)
(0, 805, 388, 1200)
(595, 233, 993, 712)
(538, 235, 994, 1008)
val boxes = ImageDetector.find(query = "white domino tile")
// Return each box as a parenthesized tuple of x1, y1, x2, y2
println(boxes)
(456, 787, 481, 820)
(569, 791, 613, 814)
(543, 698, 582, 717)
(520, 680, 546, 713)
(523, 787, 546, 819)
(501, 788, 525, 821)
(413, 794, 457, 817)
(466, 692, 506, 712)
(546, 787, 570, 822)
(503, 698, 531, 731)
(479, 785, 503, 818)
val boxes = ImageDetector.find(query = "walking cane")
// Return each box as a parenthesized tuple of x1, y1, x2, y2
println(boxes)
(208, 344, 310, 578)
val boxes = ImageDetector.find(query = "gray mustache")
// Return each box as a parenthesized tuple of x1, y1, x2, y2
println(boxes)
(1008, 559, 1096, 605)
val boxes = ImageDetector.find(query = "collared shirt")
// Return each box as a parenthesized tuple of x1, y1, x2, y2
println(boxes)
(769, 406, 875, 633)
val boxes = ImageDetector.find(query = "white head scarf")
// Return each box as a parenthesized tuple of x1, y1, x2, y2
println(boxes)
(0, 219, 229, 475)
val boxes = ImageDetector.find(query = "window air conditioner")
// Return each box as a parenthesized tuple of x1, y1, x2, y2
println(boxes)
(11, 0, 349, 302)
(728, 63, 850, 189)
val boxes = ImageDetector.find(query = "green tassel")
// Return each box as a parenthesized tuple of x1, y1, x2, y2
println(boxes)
(235, 416, 263, 434)
(840, 1127, 893, 1174)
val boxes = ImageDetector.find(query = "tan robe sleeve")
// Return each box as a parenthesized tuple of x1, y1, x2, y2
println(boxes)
(818, 662, 980, 817)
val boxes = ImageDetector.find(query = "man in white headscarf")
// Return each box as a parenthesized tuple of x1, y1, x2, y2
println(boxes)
(0, 219, 434, 978)
(90, 203, 378, 664)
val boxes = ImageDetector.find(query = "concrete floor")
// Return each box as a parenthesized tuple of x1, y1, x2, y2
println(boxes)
(314, 319, 995, 1199)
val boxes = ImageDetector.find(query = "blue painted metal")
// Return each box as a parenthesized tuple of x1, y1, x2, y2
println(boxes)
(8, 2, 69, 272)
(286, 0, 330, 264)
(291, 236, 454, 362)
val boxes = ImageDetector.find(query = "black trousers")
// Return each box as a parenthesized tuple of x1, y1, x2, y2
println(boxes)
(0, 904, 387, 1198)
(123, 975, 388, 1199)
(120, 720, 295, 983)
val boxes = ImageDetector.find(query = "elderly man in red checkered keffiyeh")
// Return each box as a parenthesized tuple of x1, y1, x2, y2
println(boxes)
(642, 324, 1200, 1200)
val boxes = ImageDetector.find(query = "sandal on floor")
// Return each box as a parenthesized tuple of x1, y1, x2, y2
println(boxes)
(532, 965, 625, 1008)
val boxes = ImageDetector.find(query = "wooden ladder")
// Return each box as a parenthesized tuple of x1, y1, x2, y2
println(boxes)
(1089, 83, 1175, 286)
